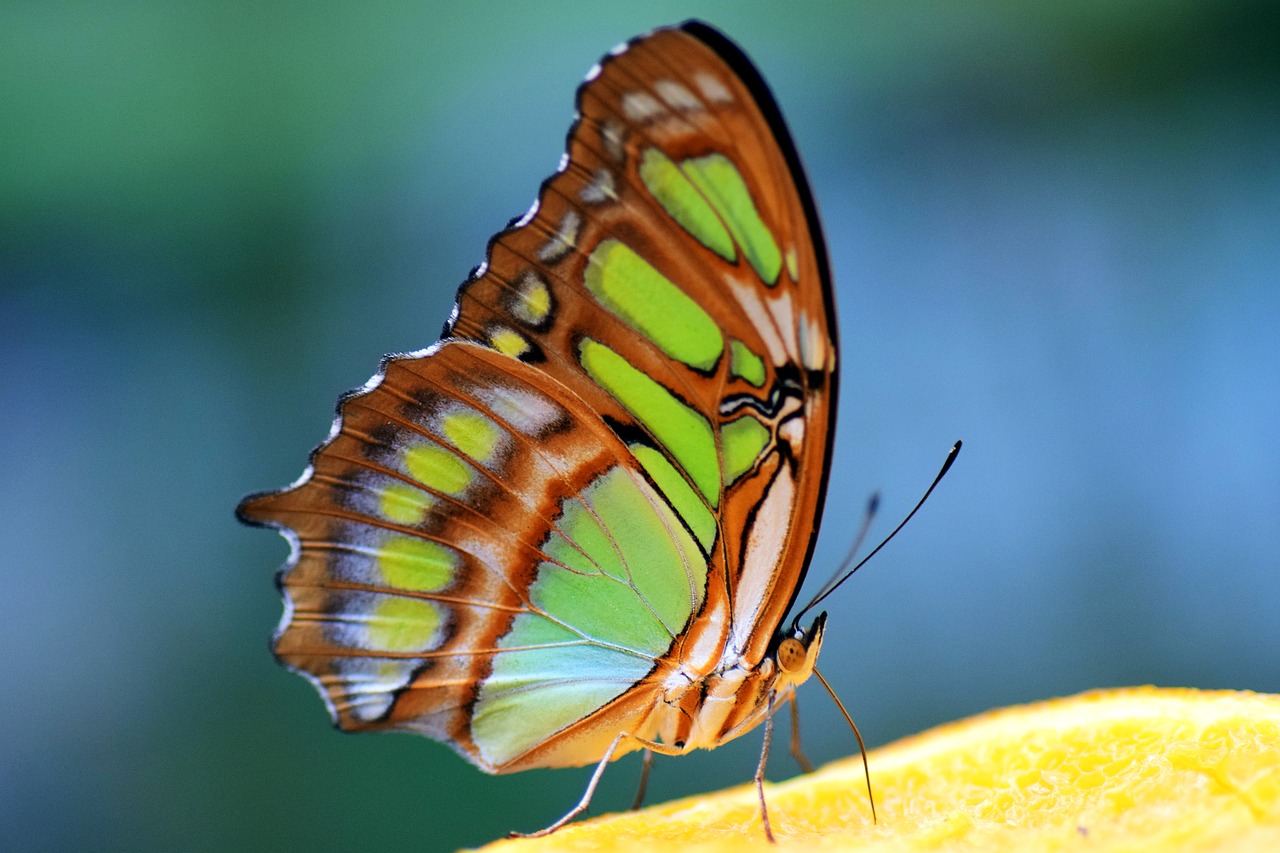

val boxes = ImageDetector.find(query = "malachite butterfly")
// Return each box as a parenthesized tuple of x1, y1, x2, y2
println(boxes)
(238, 20, 840, 840)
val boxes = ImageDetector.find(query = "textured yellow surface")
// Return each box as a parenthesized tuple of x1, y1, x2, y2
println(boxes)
(471, 687, 1280, 852)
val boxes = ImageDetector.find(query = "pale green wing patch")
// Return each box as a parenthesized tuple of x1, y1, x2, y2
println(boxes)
(584, 239, 724, 372)
(579, 338, 720, 506)
(639, 148, 736, 263)
(629, 443, 717, 551)
(722, 416, 771, 484)
(470, 614, 650, 769)
(729, 339, 766, 387)
(681, 153, 783, 285)
(472, 466, 706, 767)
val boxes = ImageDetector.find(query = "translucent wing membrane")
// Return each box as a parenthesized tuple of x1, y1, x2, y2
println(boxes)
(239, 20, 836, 775)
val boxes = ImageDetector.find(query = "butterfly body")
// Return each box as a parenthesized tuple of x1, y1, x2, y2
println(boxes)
(239, 18, 837, 824)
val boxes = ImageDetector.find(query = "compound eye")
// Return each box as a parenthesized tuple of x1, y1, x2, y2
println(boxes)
(777, 637, 807, 673)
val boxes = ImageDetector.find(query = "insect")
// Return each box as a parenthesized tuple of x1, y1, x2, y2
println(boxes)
(240, 19, 855, 841)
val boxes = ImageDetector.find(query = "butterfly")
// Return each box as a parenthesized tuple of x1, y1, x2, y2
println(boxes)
(238, 19, 840, 841)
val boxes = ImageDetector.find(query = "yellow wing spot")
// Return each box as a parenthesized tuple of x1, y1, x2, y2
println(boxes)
(488, 325, 531, 359)
(441, 409, 502, 464)
(377, 535, 457, 592)
(786, 246, 799, 282)
(378, 482, 434, 525)
(512, 272, 552, 326)
(403, 443, 473, 495)
(365, 595, 443, 652)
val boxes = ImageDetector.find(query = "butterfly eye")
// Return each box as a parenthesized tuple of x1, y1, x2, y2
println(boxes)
(776, 637, 808, 674)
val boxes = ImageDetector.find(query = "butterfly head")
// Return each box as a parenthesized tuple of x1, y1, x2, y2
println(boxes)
(774, 612, 827, 689)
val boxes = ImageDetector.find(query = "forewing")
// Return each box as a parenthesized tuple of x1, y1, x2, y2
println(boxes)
(446, 22, 837, 664)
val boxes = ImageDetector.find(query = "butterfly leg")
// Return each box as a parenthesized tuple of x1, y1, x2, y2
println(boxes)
(511, 733, 681, 838)
(788, 693, 815, 773)
(630, 748, 654, 811)
(754, 690, 778, 843)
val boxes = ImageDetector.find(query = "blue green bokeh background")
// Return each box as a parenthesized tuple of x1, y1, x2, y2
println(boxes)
(3, 2, 1277, 850)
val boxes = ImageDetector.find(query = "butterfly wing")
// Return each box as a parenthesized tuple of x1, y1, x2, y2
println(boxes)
(238, 21, 836, 773)
(449, 21, 838, 670)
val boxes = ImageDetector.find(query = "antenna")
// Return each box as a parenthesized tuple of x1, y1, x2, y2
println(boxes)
(792, 440, 962, 630)
(800, 492, 881, 615)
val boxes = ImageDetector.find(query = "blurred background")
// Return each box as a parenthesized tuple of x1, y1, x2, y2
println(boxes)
(3, 1, 1277, 849)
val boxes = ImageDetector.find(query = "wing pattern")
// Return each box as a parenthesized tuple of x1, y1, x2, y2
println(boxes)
(238, 21, 836, 773)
